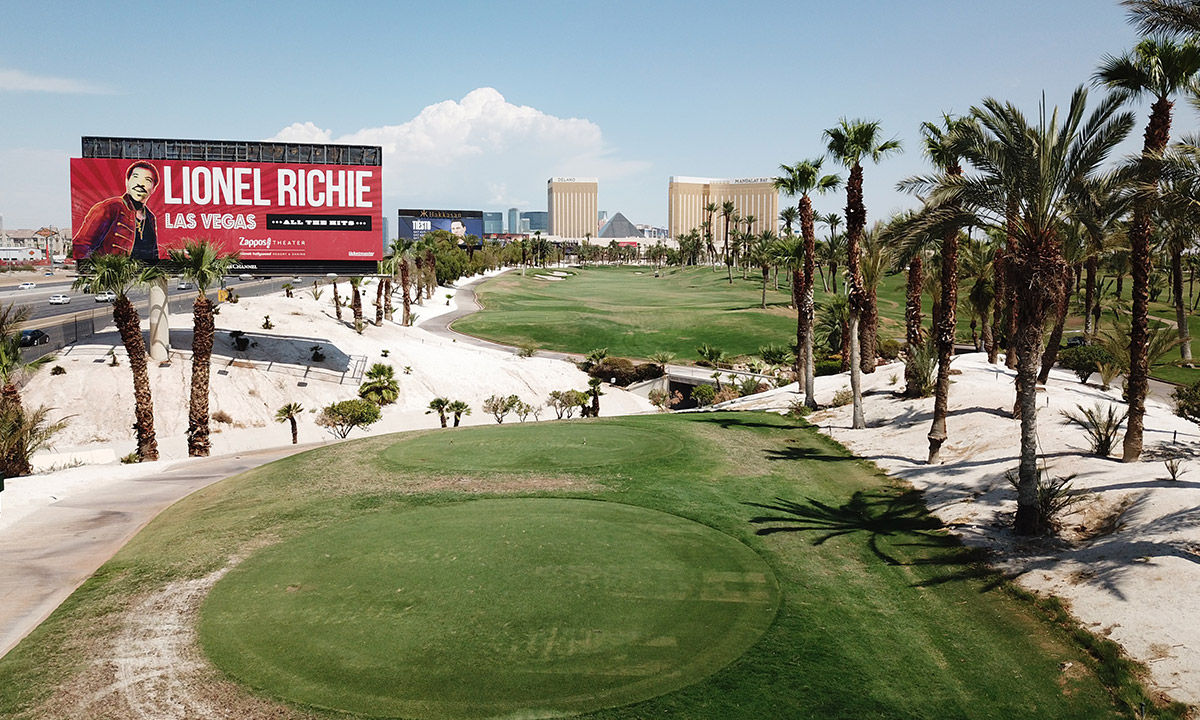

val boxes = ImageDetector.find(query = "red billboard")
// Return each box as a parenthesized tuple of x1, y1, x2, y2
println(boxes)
(70, 157, 383, 273)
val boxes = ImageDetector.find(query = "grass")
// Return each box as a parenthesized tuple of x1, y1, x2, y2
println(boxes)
(0, 413, 1182, 719)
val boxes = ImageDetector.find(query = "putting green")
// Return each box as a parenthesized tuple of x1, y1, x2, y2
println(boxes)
(200, 498, 779, 719)
(380, 420, 687, 474)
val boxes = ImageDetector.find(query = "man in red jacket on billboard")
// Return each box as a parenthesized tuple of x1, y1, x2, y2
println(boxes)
(73, 161, 160, 262)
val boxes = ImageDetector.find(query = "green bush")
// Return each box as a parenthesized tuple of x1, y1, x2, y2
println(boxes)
(1057, 345, 1118, 384)
(691, 384, 717, 406)
(588, 357, 663, 386)
(758, 343, 794, 366)
(877, 337, 901, 361)
(316, 399, 381, 439)
(815, 359, 842, 377)
(1173, 380, 1200, 425)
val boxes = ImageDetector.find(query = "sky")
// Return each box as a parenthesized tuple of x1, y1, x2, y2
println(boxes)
(0, 0, 1193, 236)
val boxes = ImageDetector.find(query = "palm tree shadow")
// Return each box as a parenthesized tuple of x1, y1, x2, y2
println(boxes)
(747, 490, 997, 588)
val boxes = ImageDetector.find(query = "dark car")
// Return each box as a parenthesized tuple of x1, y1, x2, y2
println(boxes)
(19, 329, 50, 347)
(1065, 336, 1089, 348)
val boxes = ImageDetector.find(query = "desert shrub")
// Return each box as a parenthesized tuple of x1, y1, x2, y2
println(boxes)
(517, 342, 537, 358)
(514, 400, 534, 422)
(691, 384, 717, 407)
(0, 404, 69, 477)
(579, 347, 609, 372)
(1165, 455, 1185, 481)
(758, 343, 794, 367)
(815, 358, 842, 377)
(786, 399, 813, 419)
(1058, 345, 1118, 384)
(1097, 362, 1120, 391)
(211, 409, 234, 424)
(696, 344, 728, 368)
(262, 315, 274, 330)
(587, 357, 663, 386)
(904, 339, 936, 398)
(317, 398, 382, 438)
(1172, 380, 1200, 425)
(736, 377, 768, 397)
(830, 388, 853, 407)
(120, 451, 140, 464)
(1006, 470, 1088, 534)
(713, 387, 741, 404)
(648, 388, 683, 412)
(1061, 402, 1127, 457)
(50, 365, 66, 376)
(633, 362, 665, 383)
(483, 394, 521, 423)
(876, 337, 901, 361)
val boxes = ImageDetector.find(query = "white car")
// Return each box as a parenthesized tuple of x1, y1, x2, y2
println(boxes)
(48, 294, 70, 305)
(94, 290, 117, 302)
(17, 282, 35, 290)
(177, 281, 191, 290)
(238, 274, 254, 281)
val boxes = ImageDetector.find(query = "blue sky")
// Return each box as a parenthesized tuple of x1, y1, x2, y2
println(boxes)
(0, 1, 1190, 234)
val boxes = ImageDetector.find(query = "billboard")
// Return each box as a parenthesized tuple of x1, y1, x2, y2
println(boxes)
(70, 152, 383, 275)
(397, 209, 483, 241)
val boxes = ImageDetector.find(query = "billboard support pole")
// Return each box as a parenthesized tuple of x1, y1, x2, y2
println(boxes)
(148, 276, 170, 362)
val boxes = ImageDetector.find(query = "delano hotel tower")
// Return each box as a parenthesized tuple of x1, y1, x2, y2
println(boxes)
(667, 176, 779, 247)
(547, 177, 599, 238)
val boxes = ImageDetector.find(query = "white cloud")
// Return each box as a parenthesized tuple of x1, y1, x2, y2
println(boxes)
(0, 68, 113, 94)
(268, 88, 650, 212)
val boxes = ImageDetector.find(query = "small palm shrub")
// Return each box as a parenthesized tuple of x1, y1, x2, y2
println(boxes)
(876, 337, 901, 361)
(50, 365, 66, 376)
(1058, 345, 1118, 384)
(904, 339, 936, 398)
(1097, 362, 1120, 391)
(580, 348, 609, 372)
(736, 376, 767, 397)
(1060, 402, 1127, 457)
(1006, 470, 1087, 534)
(695, 344, 727, 368)
(359, 363, 399, 406)
(1165, 455, 1185, 481)
(758, 344, 793, 367)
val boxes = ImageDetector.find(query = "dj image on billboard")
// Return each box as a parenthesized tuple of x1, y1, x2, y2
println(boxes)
(71, 157, 383, 273)
(397, 209, 483, 241)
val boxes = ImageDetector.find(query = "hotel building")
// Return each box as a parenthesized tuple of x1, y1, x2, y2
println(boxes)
(547, 177, 599, 238)
(667, 176, 779, 247)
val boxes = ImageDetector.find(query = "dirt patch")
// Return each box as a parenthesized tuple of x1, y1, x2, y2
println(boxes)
(39, 560, 314, 720)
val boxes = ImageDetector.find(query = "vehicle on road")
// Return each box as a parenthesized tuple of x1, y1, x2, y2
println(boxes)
(238, 274, 254, 281)
(94, 291, 117, 302)
(43, 271, 54, 276)
(19, 329, 49, 346)
(17, 282, 35, 290)
(177, 281, 191, 290)
(48, 294, 70, 305)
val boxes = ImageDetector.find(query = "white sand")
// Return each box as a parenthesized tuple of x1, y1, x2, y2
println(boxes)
(4, 270, 653, 531)
(728, 354, 1200, 706)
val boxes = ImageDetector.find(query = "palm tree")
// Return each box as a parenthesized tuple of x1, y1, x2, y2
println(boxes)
(1037, 220, 1087, 384)
(905, 113, 974, 462)
(748, 231, 777, 308)
(168, 238, 240, 457)
(448, 399, 471, 427)
(331, 278, 343, 321)
(1070, 175, 1132, 337)
(1096, 37, 1200, 461)
(359, 363, 400, 405)
(72, 254, 164, 461)
(818, 212, 844, 294)
(907, 87, 1132, 533)
(0, 304, 52, 415)
(0, 304, 57, 475)
(427, 397, 450, 427)
(349, 276, 365, 331)
(1123, 0, 1200, 36)
(720, 200, 736, 283)
(275, 402, 303, 444)
(1156, 195, 1196, 362)
(776, 159, 842, 408)
(825, 118, 903, 428)
(703, 202, 719, 267)
(858, 224, 893, 375)
(960, 237, 997, 354)
(881, 211, 940, 396)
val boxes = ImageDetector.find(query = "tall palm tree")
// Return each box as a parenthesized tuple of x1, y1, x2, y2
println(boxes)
(720, 200, 736, 283)
(275, 402, 303, 444)
(1156, 193, 1197, 361)
(908, 87, 1133, 533)
(1123, 0, 1200, 36)
(880, 210, 938, 396)
(909, 113, 974, 462)
(748, 231, 777, 308)
(857, 224, 893, 375)
(959, 237, 996, 354)
(1070, 176, 1133, 336)
(825, 118, 903, 428)
(817, 213, 845, 294)
(1096, 37, 1200, 460)
(703, 202, 719, 267)
(1037, 221, 1088, 384)
(72, 254, 164, 461)
(0, 304, 56, 475)
(776, 159, 842, 408)
(169, 238, 240, 457)
(349, 276, 365, 331)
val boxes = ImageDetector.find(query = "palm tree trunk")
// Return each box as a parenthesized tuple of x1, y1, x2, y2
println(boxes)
(801, 196, 818, 409)
(849, 313, 865, 429)
(989, 245, 1005, 364)
(453, 412, 462, 427)
(830, 262, 839, 294)
(760, 266, 769, 309)
(351, 282, 363, 328)
(1083, 256, 1098, 336)
(817, 264, 829, 293)
(400, 260, 412, 326)
(188, 294, 214, 457)
(859, 292, 878, 373)
(1013, 318, 1045, 535)
(332, 281, 343, 322)
(904, 257, 924, 397)
(383, 278, 393, 321)
(114, 297, 158, 461)
(1037, 269, 1072, 385)
(289, 417, 298, 444)
(928, 209, 961, 464)
(375, 279, 384, 325)
(1173, 246, 1192, 363)
(792, 269, 804, 385)
(1124, 96, 1172, 463)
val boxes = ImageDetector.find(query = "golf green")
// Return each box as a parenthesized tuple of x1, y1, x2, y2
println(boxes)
(199, 498, 780, 719)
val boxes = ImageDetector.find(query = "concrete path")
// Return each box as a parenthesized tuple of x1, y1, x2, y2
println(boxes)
(0, 444, 317, 659)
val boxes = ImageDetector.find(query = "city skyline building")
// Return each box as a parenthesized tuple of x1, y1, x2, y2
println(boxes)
(483, 211, 503, 235)
(667, 176, 779, 245)
(547, 177, 598, 239)
(507, 207, 519, 235)
(521, 211, 549, 233)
